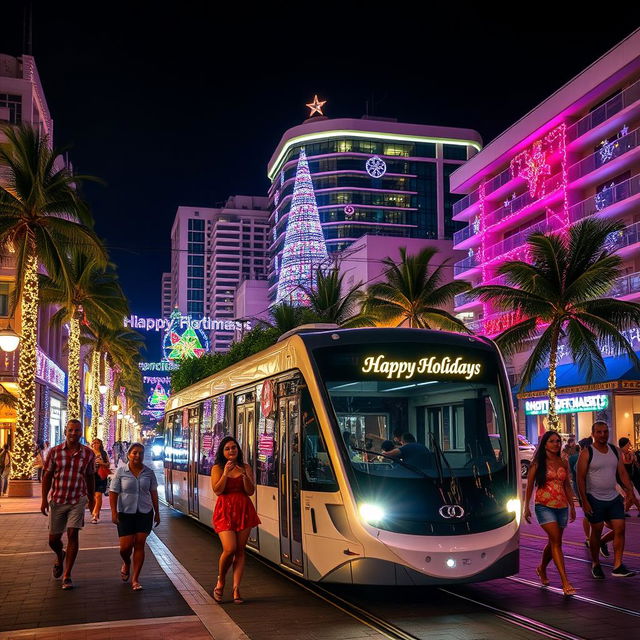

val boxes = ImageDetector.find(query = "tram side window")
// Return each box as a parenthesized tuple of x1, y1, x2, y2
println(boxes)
(256, 380, 278, 487)
(199, 399, 214, 476)
(171, 410, 188, 472)
(301, 386, 337, 492)
(211, 394, 232, 468)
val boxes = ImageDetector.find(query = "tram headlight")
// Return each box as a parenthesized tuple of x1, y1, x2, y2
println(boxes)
(506, 498, 521, 526)
(359, 502, 385, 525)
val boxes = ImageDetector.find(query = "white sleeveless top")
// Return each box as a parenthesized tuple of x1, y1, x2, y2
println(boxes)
(586, 445, 620, 501)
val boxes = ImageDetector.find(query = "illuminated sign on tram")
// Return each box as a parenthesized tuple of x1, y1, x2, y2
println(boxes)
(525, 393, 609, 416)
(361, 355, 482, 380)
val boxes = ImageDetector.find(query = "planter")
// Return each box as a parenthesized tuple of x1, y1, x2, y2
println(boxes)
(7, 479, 36, 497)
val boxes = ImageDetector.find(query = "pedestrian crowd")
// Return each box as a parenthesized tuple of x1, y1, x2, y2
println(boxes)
(523, 420, 640, 595)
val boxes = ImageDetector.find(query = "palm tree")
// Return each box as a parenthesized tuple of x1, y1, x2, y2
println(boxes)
(0, 124, 106, 479)
(361, 247, 471, 330)
(474, 218, 640, 430)
(40, 254, 129, 421)
(259, 302, 318, 336)
(303, 267, 368, 326)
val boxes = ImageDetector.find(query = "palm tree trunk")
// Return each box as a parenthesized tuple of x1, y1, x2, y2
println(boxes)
(90, 350, 100, 440)
(12, 252, 39, 480)
(67, 316, 81, 421)
(547, 325, 561, 432)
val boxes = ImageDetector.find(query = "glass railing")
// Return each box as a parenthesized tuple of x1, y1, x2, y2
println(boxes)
(452, 223, 479, 246)
(454, 291, 479, 307)
(485, 166, 513, 196)
(490, 173, 564, 225)
(452, 188, 481, 217)
(567, 79, 640, 143)
(612, 220, 640, 251)
(568, 127, 640, 182)
(609, 271, 640, 298)
(454, 254, 479, 276)
(483, 220, 549, 262)
(570, 173, 640, 222)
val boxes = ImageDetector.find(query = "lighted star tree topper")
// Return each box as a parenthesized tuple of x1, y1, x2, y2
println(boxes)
(276, 147, 329, 305)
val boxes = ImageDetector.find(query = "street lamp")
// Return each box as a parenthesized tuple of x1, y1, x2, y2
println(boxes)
(111, 404, 119, 412)
(0, 325, 21, 352)
(98, 383, 108, 394)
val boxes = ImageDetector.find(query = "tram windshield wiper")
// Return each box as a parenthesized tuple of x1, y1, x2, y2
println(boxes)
(350, 447, 431, 479)
(429, 435, 462, 505)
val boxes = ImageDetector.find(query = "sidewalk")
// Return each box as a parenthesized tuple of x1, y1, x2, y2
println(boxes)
(0, 488, 246, 639)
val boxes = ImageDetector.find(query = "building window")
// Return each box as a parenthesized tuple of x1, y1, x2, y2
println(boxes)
(443, 145, 468, 161)
(0, 283, 9, 317)
(0, 94, 22, 124)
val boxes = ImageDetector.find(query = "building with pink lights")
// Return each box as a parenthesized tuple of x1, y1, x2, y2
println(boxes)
(450, 30, 640, 444)
(267, 116, 482, 301)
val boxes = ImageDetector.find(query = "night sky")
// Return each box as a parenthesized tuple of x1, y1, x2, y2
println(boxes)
(2, 5, 638, 328)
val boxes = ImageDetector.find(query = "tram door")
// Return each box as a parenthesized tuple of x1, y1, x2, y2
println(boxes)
(163, 415, 174, 504)
(235, 392, 259, 548)
(278, 379, 303, 572)
(187, 406, 200, 518)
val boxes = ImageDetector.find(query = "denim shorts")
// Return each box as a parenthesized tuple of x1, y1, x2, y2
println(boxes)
(535, 504, 569, 528)
(585, 494, 625, 524)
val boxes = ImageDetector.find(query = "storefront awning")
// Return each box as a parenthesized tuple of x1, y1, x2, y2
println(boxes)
(515, 353, 640, 396)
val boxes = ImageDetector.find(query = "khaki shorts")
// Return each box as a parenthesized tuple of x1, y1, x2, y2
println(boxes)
(48, 496, 87, 535)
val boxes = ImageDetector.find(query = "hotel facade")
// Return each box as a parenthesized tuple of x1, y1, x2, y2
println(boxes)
(450, 30, 640, 445)
(266, 116, 482, 301)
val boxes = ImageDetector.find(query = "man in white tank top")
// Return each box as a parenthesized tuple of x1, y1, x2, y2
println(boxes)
(576, 421, 637, 579)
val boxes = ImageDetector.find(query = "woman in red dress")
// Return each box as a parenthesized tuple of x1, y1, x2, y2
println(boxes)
(211, 436, 260, 604)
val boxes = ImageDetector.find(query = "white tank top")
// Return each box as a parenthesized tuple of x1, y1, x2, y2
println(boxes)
(586, 445, 620, 501)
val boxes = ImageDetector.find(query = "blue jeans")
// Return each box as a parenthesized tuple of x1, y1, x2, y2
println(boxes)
(535, 504, 569, 527)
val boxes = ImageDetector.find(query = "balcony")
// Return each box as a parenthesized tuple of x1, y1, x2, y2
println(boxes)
(611, 220, 640, 253)
(568, 126, 640, 184)
(570, 173, 640, 223)
(454, 291, 480, 309)
(483, 220, 551, 263)
(489, 173, 564, 228)
(454, 254, 479, 277)
(609, 271, 640, 298)
(567, 79, 640, 143)
(452, 222, 480, 248)
(452, 189, 481, 218)
(484, 166, 513, 197)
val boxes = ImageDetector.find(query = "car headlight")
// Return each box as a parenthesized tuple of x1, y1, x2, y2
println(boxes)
(359, 502, 385, 525)
(507, 498, 521, 526)
(152, 445, 163, 455)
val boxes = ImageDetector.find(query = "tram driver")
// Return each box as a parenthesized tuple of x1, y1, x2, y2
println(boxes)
(383, 432, 434, 469)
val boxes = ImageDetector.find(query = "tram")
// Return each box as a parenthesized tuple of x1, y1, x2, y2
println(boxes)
(163, 326, 521, 585)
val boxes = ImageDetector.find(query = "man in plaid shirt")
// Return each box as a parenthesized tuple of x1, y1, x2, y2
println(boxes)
(41, 419, 96, 590)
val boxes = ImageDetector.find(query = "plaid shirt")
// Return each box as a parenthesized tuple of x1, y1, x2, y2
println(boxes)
(44, 442, 95, 505)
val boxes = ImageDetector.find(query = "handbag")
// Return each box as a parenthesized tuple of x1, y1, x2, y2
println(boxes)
(98, 465, 110, 480)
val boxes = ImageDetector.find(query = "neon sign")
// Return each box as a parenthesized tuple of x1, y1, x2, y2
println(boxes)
(36, 347, 66, 393)
(361, 355, 482, 380)
(124, 314, 251, 332)
(525, 394, 609, 416)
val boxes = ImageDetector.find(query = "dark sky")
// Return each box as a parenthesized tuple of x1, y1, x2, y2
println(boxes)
(2, 5, 639, 326)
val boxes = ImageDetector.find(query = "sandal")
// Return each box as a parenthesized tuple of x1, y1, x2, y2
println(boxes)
(132, 582, 143, 591)
(535, 566, 549, 587)
(120, 563, 130, 582)
(212, 577, 224, 603)
(562, 584, 577, 596)
(233, 587, 244, 604)
(52, 551, 66, 579)
(61, 577, 73, 590)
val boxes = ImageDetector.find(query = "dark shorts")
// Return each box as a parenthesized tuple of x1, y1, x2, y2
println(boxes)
(117, 510, 153, 537)
(585, 494, 625, 524)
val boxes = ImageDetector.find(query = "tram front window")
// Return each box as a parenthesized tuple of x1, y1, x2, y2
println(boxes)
(313, 342, 518, 535)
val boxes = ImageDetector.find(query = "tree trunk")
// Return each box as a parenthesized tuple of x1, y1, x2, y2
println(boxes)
(12, 252, 39, 480)
(67, 316, 81, 420)
(547, 325, 561, 432)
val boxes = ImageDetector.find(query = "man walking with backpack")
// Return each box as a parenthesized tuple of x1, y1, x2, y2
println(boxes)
(576, 420, 638, 578)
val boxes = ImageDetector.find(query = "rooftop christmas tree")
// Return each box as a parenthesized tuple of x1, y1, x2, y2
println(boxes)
(276, 147, 328, 305)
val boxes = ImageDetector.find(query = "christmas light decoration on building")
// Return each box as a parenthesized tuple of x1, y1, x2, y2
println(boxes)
(12, 254, 38, 479)
(306, 94, 326, 117)
(162, 309, 209, 361)
(344, 205, 355, 219)
(90, 350, 100, 440)
(366, 155, 387, 178)
(276, 147, 329, 305)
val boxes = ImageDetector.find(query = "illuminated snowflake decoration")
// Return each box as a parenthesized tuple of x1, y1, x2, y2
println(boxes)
(280, 171, 285, 187)
(620, 125, 629, 137)
(366, 155, 387, 178)
(344, 205, 355, 218)
(599, 139, 617, 164)
(594, 182, 616, 212)
(604, 229, 624, 253)
(468, 248, 474, 258)
(472, 216, 480, 234)
(274, 189, 280, 206)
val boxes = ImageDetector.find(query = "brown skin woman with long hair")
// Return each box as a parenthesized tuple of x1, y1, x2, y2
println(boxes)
(210, 436, 260, 604)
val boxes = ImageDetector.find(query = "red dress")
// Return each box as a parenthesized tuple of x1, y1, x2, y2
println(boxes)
(212, 475, 261, 533)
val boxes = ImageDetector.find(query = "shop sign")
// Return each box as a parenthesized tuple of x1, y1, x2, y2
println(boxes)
(525, 393, 609, 416)
(36, 348, 66, 393)
(139, 361, 179, 372)
(143, 376, 171, 385)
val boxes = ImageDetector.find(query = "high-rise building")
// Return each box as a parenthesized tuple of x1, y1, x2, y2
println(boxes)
(0, 54, 67, 449)
(450, 29, 640, 444)
(161, 272, 172, 318)
(169, 195, 269, 351)
(266, 115, 482, 300)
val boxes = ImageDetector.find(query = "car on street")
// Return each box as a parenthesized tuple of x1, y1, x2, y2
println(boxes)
(489, 433, 536, 478)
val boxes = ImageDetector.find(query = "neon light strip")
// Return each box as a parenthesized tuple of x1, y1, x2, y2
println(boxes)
(268, 130, 482, 180)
